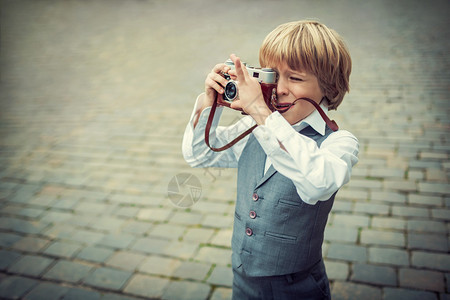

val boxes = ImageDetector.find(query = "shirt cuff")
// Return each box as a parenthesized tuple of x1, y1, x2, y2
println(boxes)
(253, 111, 299, 154)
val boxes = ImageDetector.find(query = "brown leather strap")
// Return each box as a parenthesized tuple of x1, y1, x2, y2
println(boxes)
(291, 97, 339, 132)
(204, 96, 257, 152)
(204, 97, 338, 152)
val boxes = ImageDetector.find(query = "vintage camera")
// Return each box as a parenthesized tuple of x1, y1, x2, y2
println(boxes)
(218, 59, 278, 111)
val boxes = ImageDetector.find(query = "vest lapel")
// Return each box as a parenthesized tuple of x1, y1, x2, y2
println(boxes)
(255, 164, 277, 189)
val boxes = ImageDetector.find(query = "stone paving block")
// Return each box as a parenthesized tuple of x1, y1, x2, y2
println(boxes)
(418, 182, 450, 194)
(89, 216, 126, 232)
(0, 232, 23, 247)
(383, 287, 438, 300)
(336, 189, 368, 201)
(0, 250, 21, 271)
(184, 227, 215, 243)
(384, 180, 417, 192)
(331, 281, 381, 300)
(169, 211, 204, 225)
(69, 229, 105, 245)
(191, 201, 231, 214)
(148, 223, 186, 240)
(392, 205, 430, 218)
(25, 282, 69, 300)
(407, 233, 448, 252)
(368, 247, 409, 266)
(0, 275, 39, 300)
(43, 260, 93, 283)
(96, 233, 136, 249)
(11, 235, 51, 253)
(137, 207, 172, 222)
(130, 237, 171, 255)
(120, 220, 153, 235)
(371, 216, 405, 230)
(211, 229, 232, 248)
(331, 213, 369, 227)
(351, 263, 397, 286)
(8, 254, 54, 277)
(76, 246, 114, 263)
(123, 274, 170, 299)
(42, 224, 75, 239)
(113, 206, 140, 218)
(0, 217, 48, 235)
(105, 251, 147, 272)
(162, 281, 211, 300)
(42, 210, 73, 223)
(210, 287, 232, 300)
(407, 219, 447, 233)
(164, 240, 199, 259)
(83, 267, 132, 291)
(370, 191, 406, 204)
(412, 251, 450, 271)
(399, 268, 445, 292)
(369, 167, 405, 179)
(207, 265, 233, 287)
(331, 199, 353, 213)
(353, 202, 390, 215)
(326, 243, 367, 263)
(408, 193, 443, 206)
(347, 179, 383, 189)
(324, 226, 358, 243)
(138, 255, 182, 276)
(195, 246, 232, 266)
(43, 241, 82, 258)
(100, 293, 143, 300)
(63, 287, 102, 300)
(360, 229, 405, 247)
(173, 261, 211, 281)
(324, 260, 349, 280)
(202, 214, 233, 228)
(431, 208, 450, 221)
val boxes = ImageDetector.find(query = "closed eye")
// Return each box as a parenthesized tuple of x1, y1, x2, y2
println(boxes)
(290, 77, 304, 82)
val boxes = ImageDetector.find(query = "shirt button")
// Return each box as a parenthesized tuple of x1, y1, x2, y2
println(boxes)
(245, 228, 253, 236)
(252, 193, 259, 201)
(249, 211, 257, 219)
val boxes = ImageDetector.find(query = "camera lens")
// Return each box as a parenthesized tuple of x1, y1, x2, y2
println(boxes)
(224, 81, 238, 101)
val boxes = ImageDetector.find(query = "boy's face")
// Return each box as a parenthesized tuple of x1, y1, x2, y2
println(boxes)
(272, 62, 324, 125)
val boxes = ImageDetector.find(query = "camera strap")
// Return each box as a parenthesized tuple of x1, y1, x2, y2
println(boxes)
(204, 97, 338, 152)
(204, 97, 257, 152)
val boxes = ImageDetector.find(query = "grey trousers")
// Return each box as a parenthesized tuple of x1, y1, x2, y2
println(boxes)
(232, 259, 330, 300)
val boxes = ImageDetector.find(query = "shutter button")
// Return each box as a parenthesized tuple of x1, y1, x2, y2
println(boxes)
(249, 211, 257, 219)
(252, 193, 259, 201)
(245, 228, 253, 236)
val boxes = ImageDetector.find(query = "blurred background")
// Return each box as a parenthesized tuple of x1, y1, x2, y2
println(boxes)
(0, 0, 449, 299)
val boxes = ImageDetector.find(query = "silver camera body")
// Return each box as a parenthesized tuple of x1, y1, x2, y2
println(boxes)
(222, 59, 278, 103)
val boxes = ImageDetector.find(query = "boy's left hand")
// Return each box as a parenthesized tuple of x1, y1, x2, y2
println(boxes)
(228, 54, 272, 125)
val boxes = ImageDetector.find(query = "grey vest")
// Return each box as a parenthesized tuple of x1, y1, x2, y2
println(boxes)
(232, 125, 336, 276)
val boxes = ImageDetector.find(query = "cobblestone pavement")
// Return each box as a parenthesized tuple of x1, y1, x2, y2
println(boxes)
(1, 0, 449, 299)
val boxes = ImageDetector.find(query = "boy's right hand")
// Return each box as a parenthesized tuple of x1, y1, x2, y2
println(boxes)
(193, 63, 232, 128)
(204, 63, 232, 108)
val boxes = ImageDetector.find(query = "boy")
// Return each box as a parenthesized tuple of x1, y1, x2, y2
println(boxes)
(182, 20, 359, 300)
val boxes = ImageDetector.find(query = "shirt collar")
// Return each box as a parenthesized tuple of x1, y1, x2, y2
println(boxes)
(291, 101, 328, 136)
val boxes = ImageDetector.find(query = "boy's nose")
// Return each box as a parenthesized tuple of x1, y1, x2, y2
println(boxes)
(276, 78, 289, 96)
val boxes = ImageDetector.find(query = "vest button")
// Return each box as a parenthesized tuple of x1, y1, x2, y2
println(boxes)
(249, 211, 257, 219)
(252, 193, 259, 201)
(245, 227, 253, 236)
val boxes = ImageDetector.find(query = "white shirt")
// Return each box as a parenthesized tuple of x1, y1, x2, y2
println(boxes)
(182, 94, 359, 205)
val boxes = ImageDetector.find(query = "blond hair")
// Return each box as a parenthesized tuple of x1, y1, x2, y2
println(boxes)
(259, 20, 351, 110)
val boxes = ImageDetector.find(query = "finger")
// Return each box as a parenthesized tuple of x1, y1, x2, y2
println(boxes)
(230, 54, 247, 81)
(205, 77, 225, 94)
(212, 63, 226, 73)
(230, 99, 242, 110)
